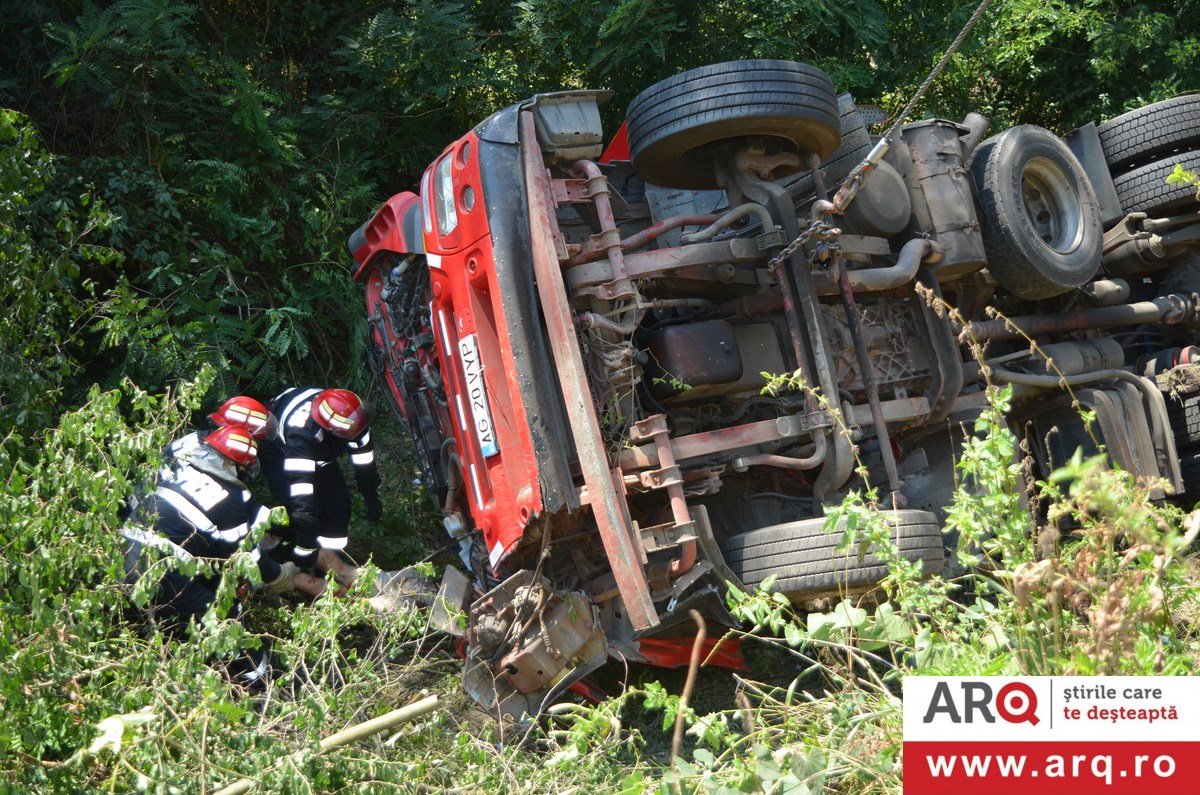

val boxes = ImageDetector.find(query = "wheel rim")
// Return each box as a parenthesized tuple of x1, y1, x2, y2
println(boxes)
(1020, 156, 1083, 254)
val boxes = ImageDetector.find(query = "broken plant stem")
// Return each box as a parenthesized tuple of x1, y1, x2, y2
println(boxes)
(671, 610, 707, 763)
(213, 694, 440, 795)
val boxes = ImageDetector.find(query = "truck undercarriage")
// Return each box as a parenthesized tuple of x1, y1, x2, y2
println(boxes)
(350, 61, 1200, 719)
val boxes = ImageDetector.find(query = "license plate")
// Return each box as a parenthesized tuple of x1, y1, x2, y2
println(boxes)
(458, 334, 499, 458)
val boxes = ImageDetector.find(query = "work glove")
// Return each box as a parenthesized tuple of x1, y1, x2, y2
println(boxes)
(264, 561, 300, 595)
(363, 491, 384, 523)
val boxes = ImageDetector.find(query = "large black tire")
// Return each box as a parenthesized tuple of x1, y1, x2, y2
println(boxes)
(1112, 149, 1200, 216)
(1177, 451, 1200, 504)
(819, 93, 872, 188)
(720, 509, 944, 601)
(969, 125, 1103, 300)
(1098, 95, 1200, 172)
(627, 60, 840, 190)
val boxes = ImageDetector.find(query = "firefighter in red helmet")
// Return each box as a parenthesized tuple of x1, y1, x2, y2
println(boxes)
(209, 395, 281, 439)
(258, 387, 382, 588)
(161, 395, 280, 478)
(121, 426, 322, 684)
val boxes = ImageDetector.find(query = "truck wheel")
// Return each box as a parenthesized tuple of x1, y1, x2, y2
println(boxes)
(1098, 95, 1200, 173)
(626, 60, 840, 190)
(969, 125, 1102, 300)
(720, 509, 944, 601)
(1112, 149, 1200, 217)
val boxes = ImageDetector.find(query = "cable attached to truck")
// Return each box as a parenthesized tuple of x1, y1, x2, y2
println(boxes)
(770, 0, 996, 262)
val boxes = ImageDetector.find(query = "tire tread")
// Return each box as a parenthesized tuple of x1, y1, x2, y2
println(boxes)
(1111, 149, 1200, 216)
(969, 125, 1102, 300)
(627, 60, 840, 189)
(1098, 95, 1200, 172)
(720, 510, 945, 600)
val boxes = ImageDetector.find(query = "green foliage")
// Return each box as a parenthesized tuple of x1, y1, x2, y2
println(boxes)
(908, 0, 1200, 131)
(944, 385, 1029, 568)
(1168, 163, 1200, 203)
(2, 0, 1196, 408)
(0, 109, 121, 435)
(0, 374, 201, 777)
(0, 376, 636, 793)
(544, 385, 1199, 793)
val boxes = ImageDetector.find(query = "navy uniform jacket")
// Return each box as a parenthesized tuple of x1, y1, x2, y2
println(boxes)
(260, 387, 380, 550)
(147, 461, 281, 588)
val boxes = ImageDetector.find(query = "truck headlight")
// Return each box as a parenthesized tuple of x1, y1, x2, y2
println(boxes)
(434, 155, 458, 235)
(421, 169, 433, 234)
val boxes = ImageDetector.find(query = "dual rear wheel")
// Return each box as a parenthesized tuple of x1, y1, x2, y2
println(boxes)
(1098, 95, 1200, 216)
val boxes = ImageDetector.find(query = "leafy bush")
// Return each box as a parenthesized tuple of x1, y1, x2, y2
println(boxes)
(4, 0, 1196, 410)
(0, 109, 121, 435)
(0, 374, 629, 793)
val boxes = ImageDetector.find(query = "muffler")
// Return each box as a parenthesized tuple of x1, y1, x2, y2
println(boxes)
(895, 119, 988, 281)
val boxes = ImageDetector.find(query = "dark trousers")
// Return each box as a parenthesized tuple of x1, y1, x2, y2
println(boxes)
(149, 569, 270, 686)
(122, 536, 268, 687)
(149, 570, 241, 629)
(266, 464, 352, 567)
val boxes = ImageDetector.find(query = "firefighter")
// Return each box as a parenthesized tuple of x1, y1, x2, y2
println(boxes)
(122, 426, 323, 683)
(160, 396, 279, 478)
(258, 387, 382, 589)
(129, 426, 324, 623)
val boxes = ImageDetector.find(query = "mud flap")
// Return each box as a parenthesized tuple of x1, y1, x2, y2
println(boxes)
(1031, 381, 1183, 498)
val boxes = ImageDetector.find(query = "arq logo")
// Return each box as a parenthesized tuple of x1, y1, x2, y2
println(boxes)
(922, 680, 1040, 725)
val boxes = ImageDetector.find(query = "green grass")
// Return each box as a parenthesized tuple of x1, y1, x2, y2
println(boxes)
(4, 371, 1200, 794)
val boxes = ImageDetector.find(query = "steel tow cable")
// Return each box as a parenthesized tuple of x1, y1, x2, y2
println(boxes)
(881, 0, 996, 143)
(768, 0, 996, 267)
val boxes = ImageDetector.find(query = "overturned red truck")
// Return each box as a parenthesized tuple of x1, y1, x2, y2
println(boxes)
(349, 61, 1200, 717)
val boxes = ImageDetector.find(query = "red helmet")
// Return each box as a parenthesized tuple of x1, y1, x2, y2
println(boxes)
(203, 426, 259, 467)
(209, 396, 279, 440)
(312, 389, 369, 439)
